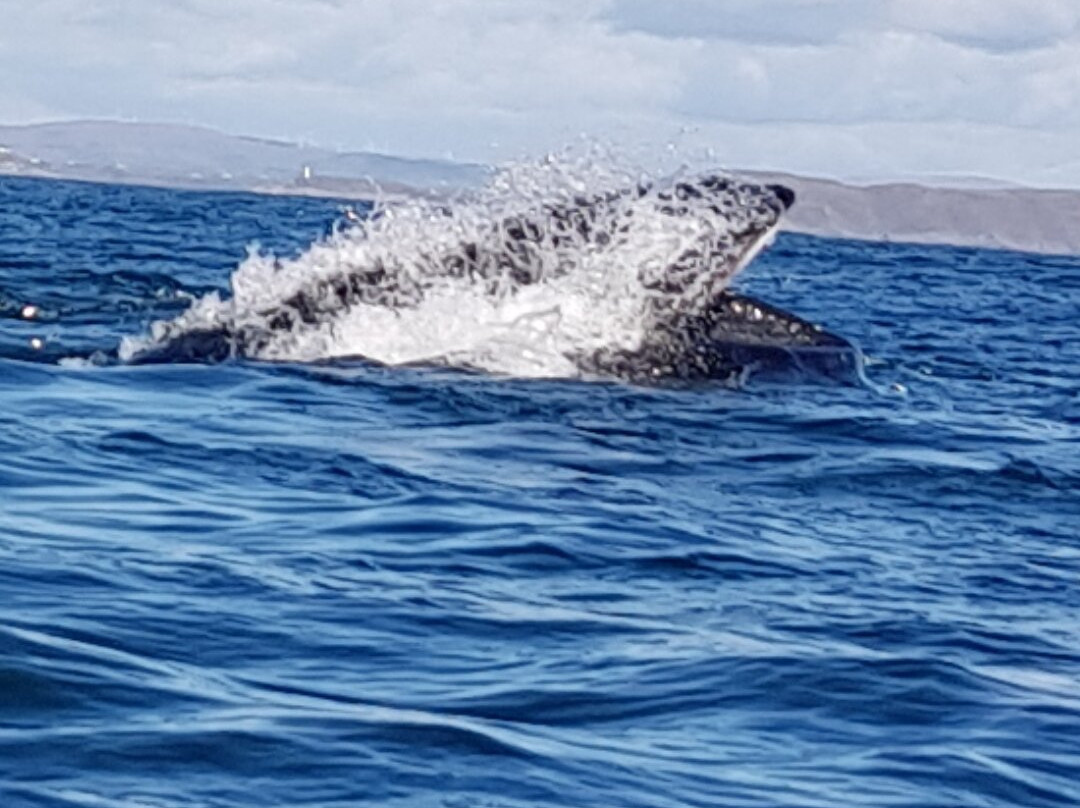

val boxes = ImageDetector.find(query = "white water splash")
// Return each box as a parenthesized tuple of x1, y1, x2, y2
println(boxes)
(122, 152, 783, 378)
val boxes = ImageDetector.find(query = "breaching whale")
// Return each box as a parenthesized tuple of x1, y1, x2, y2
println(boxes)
(126, 174, 858, 383)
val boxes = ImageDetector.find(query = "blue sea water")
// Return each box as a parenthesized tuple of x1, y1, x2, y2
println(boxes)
(1, 175, 1078, 808)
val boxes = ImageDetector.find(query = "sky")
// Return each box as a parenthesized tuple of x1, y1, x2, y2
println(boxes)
(1, 0, 1078, 186)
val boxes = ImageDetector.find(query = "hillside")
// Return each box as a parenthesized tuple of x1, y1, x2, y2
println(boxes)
(0, 120, 487, 196)
(1, 121, 1076, 255)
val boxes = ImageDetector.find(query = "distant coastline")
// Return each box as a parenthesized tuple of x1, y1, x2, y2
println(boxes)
(2, 120, 1077, 256)
(746, 171, 1080, 257)
(0, 120, 488, 202)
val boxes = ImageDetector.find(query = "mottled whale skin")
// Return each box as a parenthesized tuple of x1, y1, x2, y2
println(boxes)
(582, 289, 858, 383)
(129, 175, 858, 382)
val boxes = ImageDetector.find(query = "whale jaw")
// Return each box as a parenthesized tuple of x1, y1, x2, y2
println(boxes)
(580, 291, 859, 384)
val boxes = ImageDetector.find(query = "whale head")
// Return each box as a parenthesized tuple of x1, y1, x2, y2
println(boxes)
(640, 175, 795, 308)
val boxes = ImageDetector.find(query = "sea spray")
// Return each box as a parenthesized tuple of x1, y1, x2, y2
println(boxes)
(122, 153, 786, 378)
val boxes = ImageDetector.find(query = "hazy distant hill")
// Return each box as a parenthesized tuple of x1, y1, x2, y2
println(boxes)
(745, 172, 1080, 256)
(0, 120, 488, 196)
(0, 120, 1076, 255)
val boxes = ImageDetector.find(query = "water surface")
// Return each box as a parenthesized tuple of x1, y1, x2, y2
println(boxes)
(1, 176, 1078, 807)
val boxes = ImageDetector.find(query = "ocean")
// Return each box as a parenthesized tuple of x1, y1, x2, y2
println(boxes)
(1, 174, 1078, 807)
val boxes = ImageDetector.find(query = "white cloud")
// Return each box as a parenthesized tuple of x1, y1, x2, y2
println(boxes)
(607, 0, 874, 46)
(0, 0, 686, 153)
(674, 28, 1080, 130)
(889, 0, 1080, 51)
(0, 0, 1077, 184)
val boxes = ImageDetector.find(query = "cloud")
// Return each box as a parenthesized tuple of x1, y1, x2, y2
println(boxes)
(606, 0, 875, 46)
(673, 29, 1080, 131)
(889, 0, 1080, 52)
(0, 0, 687, 156)
(0, 0, 1077, 184)
(608, 0, 1080, 53)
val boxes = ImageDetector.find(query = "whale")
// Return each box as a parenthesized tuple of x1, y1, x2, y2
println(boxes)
(127, 174, 859, 383)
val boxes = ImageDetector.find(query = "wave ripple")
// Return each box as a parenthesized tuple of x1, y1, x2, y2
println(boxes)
(1, 176, 1079, 808)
